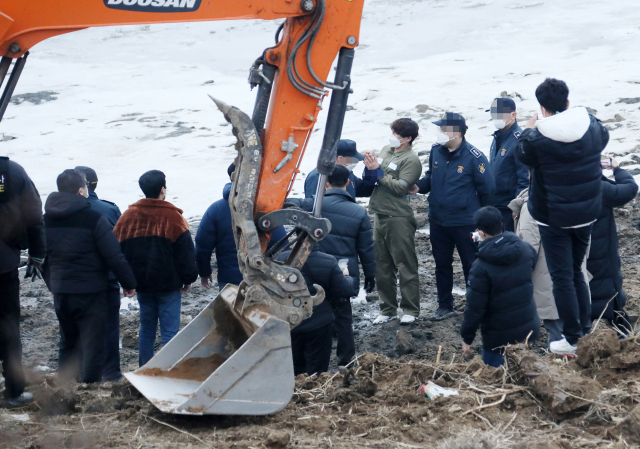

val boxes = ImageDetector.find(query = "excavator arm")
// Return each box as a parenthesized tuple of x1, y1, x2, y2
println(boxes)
(0, 0, 365, 415)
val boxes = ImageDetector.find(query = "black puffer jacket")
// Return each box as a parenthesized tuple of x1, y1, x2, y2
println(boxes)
(588, 167, 638, 321)
(279, 247, 359, 334)
(43, 192, 136, 294)
(0, 158, 46, 274)
(461, 232, 540, 352)
(287, 189, 375, 282)
(517, 107, 608, 228)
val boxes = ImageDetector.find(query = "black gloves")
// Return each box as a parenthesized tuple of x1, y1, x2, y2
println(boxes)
(364, 277, 376, 293)
(24, 261, 43, 282)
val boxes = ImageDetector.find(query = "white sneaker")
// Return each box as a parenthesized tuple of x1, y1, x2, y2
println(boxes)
(549, 337, 577, 356)
(400, 315, 417, 325)
(372, 315, 395, 325)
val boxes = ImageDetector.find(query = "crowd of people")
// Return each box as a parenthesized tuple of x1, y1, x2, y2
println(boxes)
(0, 77, 637, 407)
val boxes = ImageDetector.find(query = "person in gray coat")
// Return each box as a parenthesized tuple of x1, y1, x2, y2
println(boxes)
(509, 188, 591, 346)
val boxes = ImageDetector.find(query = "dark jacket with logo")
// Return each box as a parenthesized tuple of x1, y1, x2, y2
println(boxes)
(43, 192, 136, 294)
(417, 140, 495, 226)
(195, 183, 286, 286)
(588, 168, 638, 321)
(516, 107, 608, 227)
(279, 247, 358, 334)
(287, 189, 375, 283)
(461, 232, 540, 352)
(114, 199, 198, 293)
(0, 158, 46, 274)
(489, 123, 529, 209)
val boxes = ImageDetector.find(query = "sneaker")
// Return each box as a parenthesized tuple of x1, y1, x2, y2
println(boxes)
(3, 392, 33, 408)
(431, 307, 457, 321)
(549, 337, 577, 356)
(400, 315, 417, 325)
(372, 314, 395, 325)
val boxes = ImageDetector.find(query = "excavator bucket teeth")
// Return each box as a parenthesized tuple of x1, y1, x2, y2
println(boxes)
(124, 284, 294, 415)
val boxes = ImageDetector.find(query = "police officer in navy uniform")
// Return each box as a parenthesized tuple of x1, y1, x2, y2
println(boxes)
(75, 166, 123, 382)
(304, 139, 370, 199)
(411, 112, 495, 321)
(487, 98, 528, 232)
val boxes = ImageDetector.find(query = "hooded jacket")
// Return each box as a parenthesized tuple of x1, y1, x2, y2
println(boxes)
(489, 123, 529, 209)
(588, 167, 638, 322)
(114, 198, 198, 293)
(287, 189, 375, 282)
(278, 246, 359, 334)
(509, 189, 591, 321)
(516, 107, 608, 228)
(43, 192, 136, 294)
(195, 183, 286, 286)
(417, 140, 495, 226)
(461, 232, 540, 352)
(0, 158, 46, 274)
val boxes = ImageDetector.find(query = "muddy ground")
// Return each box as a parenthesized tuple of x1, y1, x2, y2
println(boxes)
(4, 184, 640, 447)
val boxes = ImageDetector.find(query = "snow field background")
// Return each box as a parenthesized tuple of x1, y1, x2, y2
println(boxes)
(2, 0, 640, 217)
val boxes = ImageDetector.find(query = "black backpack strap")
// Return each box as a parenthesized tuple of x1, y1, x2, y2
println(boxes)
(0, 156, 9, 202)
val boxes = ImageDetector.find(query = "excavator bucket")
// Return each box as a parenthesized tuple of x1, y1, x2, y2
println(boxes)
(124, 284, 295, 415)
(125, 98, 329, 415)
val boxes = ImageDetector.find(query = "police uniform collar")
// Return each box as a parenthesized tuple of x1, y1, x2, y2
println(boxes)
(439, 139, 467, 158)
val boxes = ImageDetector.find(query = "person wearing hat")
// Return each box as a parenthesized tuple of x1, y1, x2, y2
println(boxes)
(304, 139, 369, 199)
(74, 166, 123, 382)
(486, 98, 528, 232)
(411, 112, 495, 321)
(362, 118, 423, 325)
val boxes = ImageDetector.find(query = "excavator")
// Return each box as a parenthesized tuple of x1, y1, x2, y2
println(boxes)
(0, 0, 365, 415)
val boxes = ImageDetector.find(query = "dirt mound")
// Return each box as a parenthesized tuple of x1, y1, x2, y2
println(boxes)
(577, 328, 621, 367)
(8, 340, 640, 448)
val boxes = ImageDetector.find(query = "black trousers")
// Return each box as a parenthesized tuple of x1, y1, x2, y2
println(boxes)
(497, 206, 514, 232)
(539, 224, 592, 345)
(430, 222, 477, 310)
(54, 291, 107, 383)
(291, 323, 333, 376)
(0, 269, 25, 399)
(332, 299, 355, 367)
(102, 287, 121, 381)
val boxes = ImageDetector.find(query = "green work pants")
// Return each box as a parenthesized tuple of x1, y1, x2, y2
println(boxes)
(374, 214, 420, 317)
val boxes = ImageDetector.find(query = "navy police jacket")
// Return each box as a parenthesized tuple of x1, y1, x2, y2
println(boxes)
(417, 140, 495, 227)
(489, 123, 529, 209)
(304, 168, 368, 199)
(195, 183, 286, 286)
(87, 190, 121, 227)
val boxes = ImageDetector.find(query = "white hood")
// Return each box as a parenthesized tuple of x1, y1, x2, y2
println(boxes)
(536, 107, 591, 143)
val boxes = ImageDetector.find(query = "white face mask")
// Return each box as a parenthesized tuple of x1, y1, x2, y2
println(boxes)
(493, 119, 507, 130)
(346, 163, 358, 171)
(389, 135, 402, 148)
(436, 130, 453, 145)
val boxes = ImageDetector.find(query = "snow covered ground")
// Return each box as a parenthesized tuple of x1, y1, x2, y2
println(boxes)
(2, 0, 640, 217)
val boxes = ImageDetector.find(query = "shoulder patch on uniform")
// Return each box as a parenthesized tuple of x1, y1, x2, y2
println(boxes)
(469, 147, 482, 159)
(514, 131, 521, 139)
(478, 163, 486, 174)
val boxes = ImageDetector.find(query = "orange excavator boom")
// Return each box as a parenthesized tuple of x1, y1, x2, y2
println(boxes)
(0, 0, 365, 415)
